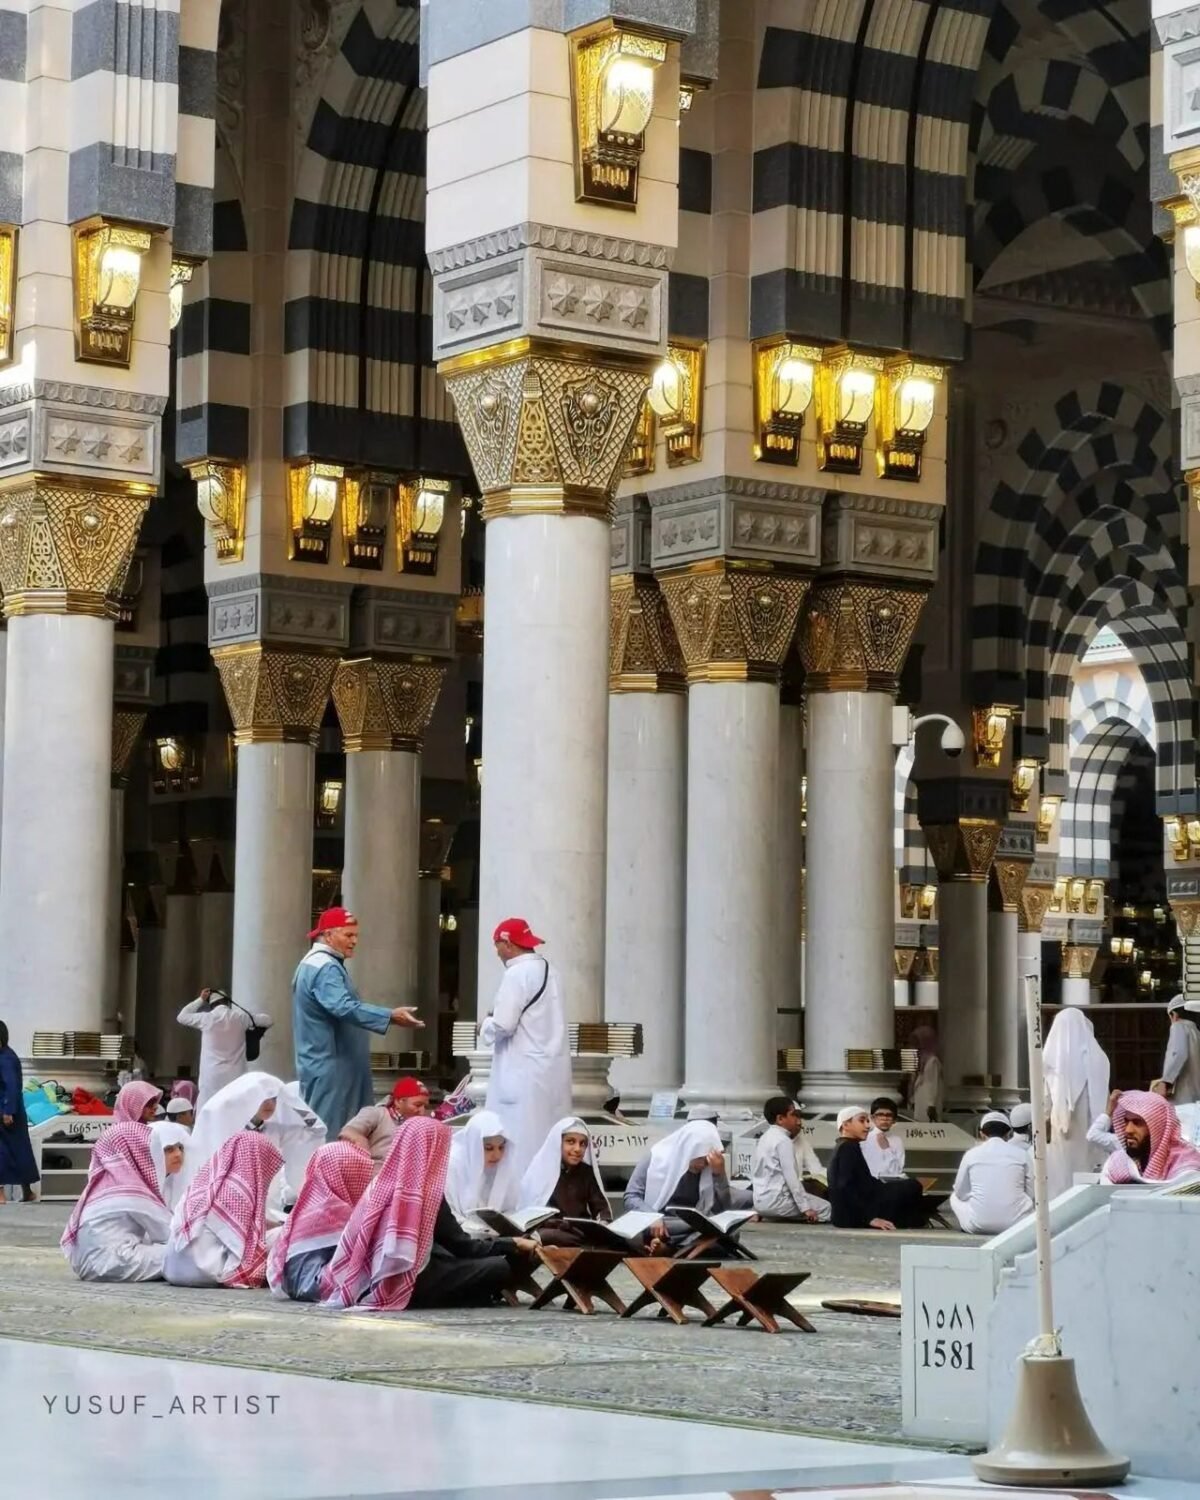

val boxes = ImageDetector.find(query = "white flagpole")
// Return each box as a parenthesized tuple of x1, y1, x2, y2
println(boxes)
(1023, 973, 1055, 1348)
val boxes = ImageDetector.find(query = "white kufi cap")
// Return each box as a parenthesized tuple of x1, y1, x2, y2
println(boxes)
(836, 1104, 869, 1129)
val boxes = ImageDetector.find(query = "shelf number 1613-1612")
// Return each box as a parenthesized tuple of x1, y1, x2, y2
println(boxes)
(920, 1300, 975, 1372)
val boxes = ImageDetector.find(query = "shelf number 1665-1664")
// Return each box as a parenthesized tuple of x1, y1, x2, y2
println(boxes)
(919, 1300, 976, 1371)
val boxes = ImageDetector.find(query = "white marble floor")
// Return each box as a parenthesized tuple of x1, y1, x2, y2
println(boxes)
(0, 1335, 972, 1499)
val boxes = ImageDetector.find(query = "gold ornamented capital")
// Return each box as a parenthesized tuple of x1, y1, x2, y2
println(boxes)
(609, 574, 684, 693)
(1063, 944, 1099, 981)
(894, 946, 919, 980)
(1018, 881, 1055, 934)
(0, 478, 149, 619)
(923, 819, 1003, 883)
(439, 338, 655, 521)
(331, 657, 448, 752)
(989, 858, 1030, 914)
(213, 645, 338, 747)
(797, 579, 927, 693)
(657, 559, 810, 685)
(111, 709, 146, 788)
(1173, 900, 1200, 940)
(912, 946, 938, 981)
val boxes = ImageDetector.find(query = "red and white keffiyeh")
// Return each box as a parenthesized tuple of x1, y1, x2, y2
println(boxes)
(266, 1141, 372, 1297)
(61, 1122, 169, 1250)
(1104, 1090, 1200, 1184)
(321, 1116, 450, 1311)
(113, 1080, 163, 1124)
(171, 1132, 284, 1288)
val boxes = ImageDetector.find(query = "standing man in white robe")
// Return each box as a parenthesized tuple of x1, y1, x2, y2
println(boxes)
(479, 918, 571, 1181)
(1042, 1006, 1110, 1198)
(1162, 996, 1200, 1105)
(177, 988, 274, 1109)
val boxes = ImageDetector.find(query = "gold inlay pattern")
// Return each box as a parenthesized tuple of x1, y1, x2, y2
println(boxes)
(923, 819, 1003, 884)
(1018, 881, 1055, 935)
(609, 574, 684, 693)
(657, 560, 810, 685)
(797, 579, 926, 693)
(331, 658, 448, 753)
(989, 858, 1030, 914)
(111, 709, 146, 787)
(213, 644, 338, 747)
(0, 479, 149, 618)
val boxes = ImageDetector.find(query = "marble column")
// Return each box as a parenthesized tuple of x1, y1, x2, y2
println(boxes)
(457, 905, 479, 1024)
(605, 573, 686, 1108)
(1062, 945, 1098, 1006)
(213, 646, 338, 1078)
(798, 581, 928, 1107)
(1017, 882, 1054, 1091)
(987, 859, 1029, 1104)
(923, 819, 1003, 1113)
(442, 355, 653, 1032)
(0, 484, 148, 1062)
(105, 711, 146, 1032)
(154, 849, 201, 1077)
(333, 657, 446, 1061)
(0, 626, 7, 852)
(914, 945, 939, 1009)
(418, 874, 443, 1044)
(197, 853, 234, 992)
(775, 695, 805, 1048)
(658, 561, 809, 1111)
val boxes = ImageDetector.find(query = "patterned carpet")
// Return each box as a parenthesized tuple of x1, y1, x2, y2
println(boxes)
(0, 1207, 963, 1443)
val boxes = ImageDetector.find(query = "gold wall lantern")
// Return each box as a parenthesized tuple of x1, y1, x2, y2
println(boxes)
(647, 342, 704, 466)
(815, 346, 883, 474)
(1067, 877, 1087, 913)
(623, 398, 656, 477)
(188, 460, 246, 563)
(288, 460, 343, 562)
(1084, 879, 1105, 916)
(168, 258, 197, 331)
(316, 778, 343, 828)
(342, 471, 393, 570)
(1010, 759, 1038, 813)
(1051, 876, 1066, 911)
(877, 357, 943, 481)
(753, 339, 823, 466)
(0, 225, 17, 365)
(571, 23, 668, 209)
(152, 736, 202, 795)
(917, 883, 938, 921)
(397, 476, 451, 575)
(72, 219, 154, 367)
(1165, 814, 1189, 861)
(1036, 793, 1061, 845)
(972, 705, 1012, 769)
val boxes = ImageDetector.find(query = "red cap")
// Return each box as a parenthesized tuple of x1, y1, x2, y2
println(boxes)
(391, 1076, 430, 1102)
(309, 906, 358, 942)
(493, 917, 543, 950)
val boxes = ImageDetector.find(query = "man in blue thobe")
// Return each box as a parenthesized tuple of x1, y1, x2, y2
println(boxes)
(292, 907, 423, 1137)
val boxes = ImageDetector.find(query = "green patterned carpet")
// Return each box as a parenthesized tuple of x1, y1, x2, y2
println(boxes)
(0, 1207, 961, 1442)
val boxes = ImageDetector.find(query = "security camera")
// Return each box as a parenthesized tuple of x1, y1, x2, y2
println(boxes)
(940, 722, 966, 758)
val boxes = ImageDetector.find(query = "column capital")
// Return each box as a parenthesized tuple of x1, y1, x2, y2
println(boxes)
(0, 477, 148, 620)
(989, 858, 1030, 914)
(1019, 881, 1056, 934)
(441, 339, 654, 523)
(610, 573, 685, 693)
(797, 578, 926, 693)
(331, 657, 448, 753)
(1174, 899, 1200, 939)
(657, 559, 809, 685)
(1062, 944, 1099, 981)
(894, 946, 919, 980)
(923, 820, 1003, 883)
(212, 645, 338, 748)
(111, 709, 146, 791)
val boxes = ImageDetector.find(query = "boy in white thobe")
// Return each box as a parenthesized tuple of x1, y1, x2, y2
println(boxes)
(480, 917, 572, 1181)
(862, 1096, 906, 1178)
(950, 1111, 1034, 1235)
(751, 1096, 830, 1222)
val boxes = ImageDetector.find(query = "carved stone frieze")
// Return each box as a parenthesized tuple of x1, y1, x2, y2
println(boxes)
(1018, 881, 1055, 934)
(923, 820, 1003, 884)
(114, 645, 156, 705)
(331, 657, 447, 753)
(216, 0, 247, 188)
(1156, 5, 1200, 46)
(609, 573, 684, 693)
(111, 710, 146, 788)
(293, 0, 361, 159)
(647, 477, 823, 570)
(212, 644, 338, 747)
(351, 587, 457, 659)
(797, 579, 927, 693)
(612, 494, 653, 575)
(428, 222, 674, 275)
(0, 480, 148, 619)
(657, 560, 809, 684)
(0, 384, 162, 488)
(207, 573, 352, 651)
(819, 493, 941, 582)
(441, 345, 653, 519)
(989, 858, 1030, 914)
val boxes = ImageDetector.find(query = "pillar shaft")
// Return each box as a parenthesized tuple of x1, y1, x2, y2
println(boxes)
(987, 909, 1020, 1098)
(418, 874, 443, 1057)
(775, 700, 804, 1047)
(343, 750, 421, 1012)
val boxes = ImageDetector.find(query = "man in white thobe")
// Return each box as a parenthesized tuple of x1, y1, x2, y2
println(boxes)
(751, 1097, 830, 1222)
(177, 988, 274, 1109)
(950, 1112, 1034, 1236)
(1163, 996, 1200, 1105)
(479, 917, 571, 1181)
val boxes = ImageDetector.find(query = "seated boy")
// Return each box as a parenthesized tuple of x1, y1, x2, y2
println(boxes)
(861, 1096, 906, 1179)
(751, 1096, 830, 1222)
(950, 1111, 1034, 1235)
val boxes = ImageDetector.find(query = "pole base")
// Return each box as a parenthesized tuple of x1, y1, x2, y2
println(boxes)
(972, 1354, 1129, 1488)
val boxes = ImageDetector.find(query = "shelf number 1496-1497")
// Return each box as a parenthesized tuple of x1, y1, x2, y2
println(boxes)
(919, 1300, 976, 1372)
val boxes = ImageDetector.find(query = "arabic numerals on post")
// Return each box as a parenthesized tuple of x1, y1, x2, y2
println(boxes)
(919, 1299, 976, 1372)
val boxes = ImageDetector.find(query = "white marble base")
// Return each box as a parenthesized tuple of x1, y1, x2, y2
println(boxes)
(0, 614, 114, 1053)
(230, 742, 315, 1079)
(805, 691, 895, 1070)
(476, 513, 610, 1026)
(681, 680, 780, 1109)
(605, 689, 686, 1104)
